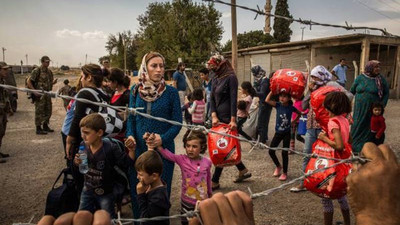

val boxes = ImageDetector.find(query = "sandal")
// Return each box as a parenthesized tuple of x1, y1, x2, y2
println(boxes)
(233, 172, 252, 183)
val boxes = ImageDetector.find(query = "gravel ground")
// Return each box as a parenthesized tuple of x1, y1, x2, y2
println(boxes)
(1, 75, 399, 225)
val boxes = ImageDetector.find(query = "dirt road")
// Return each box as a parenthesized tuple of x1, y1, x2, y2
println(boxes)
(1, 75, 399, 225)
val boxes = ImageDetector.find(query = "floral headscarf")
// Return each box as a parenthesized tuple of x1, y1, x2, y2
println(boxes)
(364, 60, 383, 99)
(310, 65, 332, 88)
(135, 52, 166, 102)
(207, 53, 234, 78)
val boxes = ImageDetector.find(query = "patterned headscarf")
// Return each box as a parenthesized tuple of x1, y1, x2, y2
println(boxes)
(207, 53, 234, 78)
(251, 65, 267, 83)
(136, 52, 166, 102)
(310, 65, 332, 88)
(364, 60, 383, 99)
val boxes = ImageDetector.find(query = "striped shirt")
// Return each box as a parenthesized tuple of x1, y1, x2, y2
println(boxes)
(189, 100, 205, 124)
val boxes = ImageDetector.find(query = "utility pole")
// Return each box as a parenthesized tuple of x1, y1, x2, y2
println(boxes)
(264, 0, 272, 34)
(301, 27, 306, 41)
(122, 38, 127, 74)
(85, 54, 87, 64)
(26, 54, 28, 65)
(231, 0, 238, 72)
(2, 47, 6, 61)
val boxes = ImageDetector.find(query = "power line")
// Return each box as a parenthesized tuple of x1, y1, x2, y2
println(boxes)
(376, 0, 400, 12)
(356, 0, 400, 24)
(202, 0, 399, 37)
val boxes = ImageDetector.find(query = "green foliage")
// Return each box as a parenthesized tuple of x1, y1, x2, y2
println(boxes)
(136, 0, 223, 69)
(222, 30, 275, 52)
(273, 0, 293, 43)
(103, 31, 138, 71)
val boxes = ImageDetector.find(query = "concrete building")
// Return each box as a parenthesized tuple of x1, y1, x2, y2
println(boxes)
(225, 34, 400, 98)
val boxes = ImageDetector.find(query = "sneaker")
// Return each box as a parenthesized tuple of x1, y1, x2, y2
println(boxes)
(273, 167, 282, 177)
(279, 173, 287, 181)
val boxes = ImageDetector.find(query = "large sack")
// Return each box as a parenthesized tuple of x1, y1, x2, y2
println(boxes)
(208, 123, 242, 167)
(270, 69, 306, 99)
(304, 139, 352, 199)
(310, 86, 341, 131)
(242, 98, 259, 139)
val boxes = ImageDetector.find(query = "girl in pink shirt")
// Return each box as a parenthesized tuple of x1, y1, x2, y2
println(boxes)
(317, 91, 352, 225)
(145, 130, 212, 225)
(188, 88, 206, 125)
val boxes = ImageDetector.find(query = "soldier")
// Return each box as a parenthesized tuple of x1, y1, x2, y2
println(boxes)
(27, 56, 57, 135)
(0, 62, 12, 163)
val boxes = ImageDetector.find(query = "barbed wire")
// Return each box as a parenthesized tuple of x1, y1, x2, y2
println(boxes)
(2, 83, 365, 224)
(203, 0, 400, 38)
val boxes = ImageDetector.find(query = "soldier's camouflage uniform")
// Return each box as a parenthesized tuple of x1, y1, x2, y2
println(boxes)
(30, 66, 53, 126)
(0, 78, 11, 148)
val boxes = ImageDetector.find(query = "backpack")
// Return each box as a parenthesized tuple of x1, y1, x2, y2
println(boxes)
(81, 88, 124, 137)
(44, 167, 80, 217)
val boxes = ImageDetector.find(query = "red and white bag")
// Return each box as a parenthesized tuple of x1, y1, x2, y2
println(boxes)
(208, 124, 241, 167)
(270, 69, 306, 99)
(310, 86, 341, 131)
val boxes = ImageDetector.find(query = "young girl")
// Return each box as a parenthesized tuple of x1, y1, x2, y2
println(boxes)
(188, 88, 206, 125)
(237, 81, 256, 140)
(265, 92, 302, 181)
(145, 130, 212, 225)
(317, 91, 351, 225)
(290, 97, 308, 152)
(370, 102, 386, 145)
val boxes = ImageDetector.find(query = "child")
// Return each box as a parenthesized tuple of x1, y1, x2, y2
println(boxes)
(290, 97, 308, 152)
(237, 81, 256, 140)
(265, 92, 302, 181)
(182, 93, 193, 125)
(74, 114, 136, 218)
(135, 150, 171, 225)
(317, 91, 351, 225)
(188, 88, 206, 126)
(145, 130, 212, 225)
(370, 102, 386, 145)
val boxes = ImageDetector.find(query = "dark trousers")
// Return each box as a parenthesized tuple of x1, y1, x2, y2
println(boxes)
(269, 132, 290, 173)
(212, 162, 246, 183)
(256, 103, 272, 143)
(369, 132, 385, 145)
(237, 117, 252, 140)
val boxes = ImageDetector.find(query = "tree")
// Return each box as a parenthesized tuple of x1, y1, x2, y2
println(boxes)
(273, 0, 293, 43)
(103, 31, 138, 71)
(222, 30, 275, 52)
(136, 0, 223, 69)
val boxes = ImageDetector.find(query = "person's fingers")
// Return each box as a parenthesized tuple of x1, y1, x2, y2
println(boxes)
(361, 142, 384, 162)
(73, 210, 93, 225)
(212, 192, 236, 224)
(378, 144, 398, 165)
(225, 191, 242, 217)
(235, 191, 255, 224)
(37, 215, 56, 225)
(93, 210, 111, 225)
(198, 198, 223, 225)
(188, 217, 200, 225)
(54, 212, 75, 225)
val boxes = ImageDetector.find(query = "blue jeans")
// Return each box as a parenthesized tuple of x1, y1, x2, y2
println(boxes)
(79, 188, 115, 218)
(302, 128, 322, 172)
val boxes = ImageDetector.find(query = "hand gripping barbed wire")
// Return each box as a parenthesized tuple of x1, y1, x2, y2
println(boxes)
(3, 83, 368, 224)
(202, 0, 399, 38)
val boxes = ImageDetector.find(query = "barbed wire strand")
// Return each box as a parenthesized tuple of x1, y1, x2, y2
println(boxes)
(202, 0, 399, 37)
(2, 84, 366, 224)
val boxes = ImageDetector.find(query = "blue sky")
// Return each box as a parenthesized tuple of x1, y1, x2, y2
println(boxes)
(1, 0, 400, 66)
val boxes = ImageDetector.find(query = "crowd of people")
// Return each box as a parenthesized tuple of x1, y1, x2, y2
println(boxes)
(0, 52, 397, 225)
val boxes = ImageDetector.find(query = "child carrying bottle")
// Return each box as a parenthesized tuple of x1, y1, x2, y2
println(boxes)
(188, 88, 206, 126)
(144, 130, 212, 225)
(369, 102, 386, 145)
(290, 97, 308, 152)
(317, 91, 351, 225)
(265, 92, 302, 181)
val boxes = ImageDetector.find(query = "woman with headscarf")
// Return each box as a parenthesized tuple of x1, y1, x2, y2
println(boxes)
(125, 52, 182, 218)
(350, 60, 389, 154)
(251, 65, 272, 144)
(290, 65, 332, 192)
(208, 54, 252, 190)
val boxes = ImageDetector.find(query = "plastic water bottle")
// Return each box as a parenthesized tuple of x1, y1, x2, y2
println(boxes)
(78, 145, 89, 174)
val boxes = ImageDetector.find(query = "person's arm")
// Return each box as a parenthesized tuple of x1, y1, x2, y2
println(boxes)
(229, 75, 238, 130)
(160, 88, 182, 145)
(318, 128, 344, 151)
(346, 143, 400, 225)
(291, 107, 301, 124)
(331, 65, 338, 76)
(350, 76, 359, 95)
(265, 92, 276, 107)
(157, 147, 179, 163)
(302, 92, 311, 110)
(188, 101, 197, 114)
(376, 117, 386, 139)
(112, 141, 136, 168)
(381, 76, 390, 107)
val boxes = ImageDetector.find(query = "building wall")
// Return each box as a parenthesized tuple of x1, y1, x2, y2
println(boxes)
(271, 48, 310, 72)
